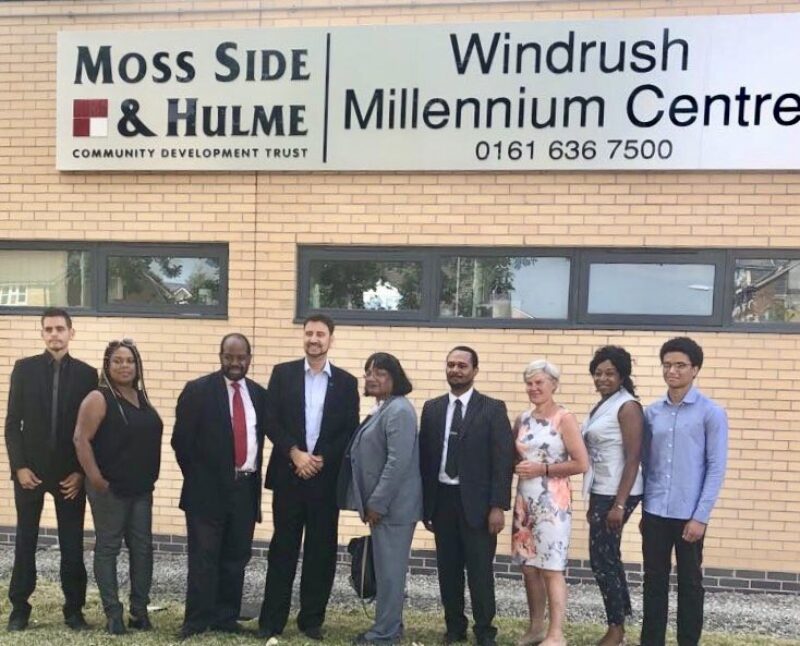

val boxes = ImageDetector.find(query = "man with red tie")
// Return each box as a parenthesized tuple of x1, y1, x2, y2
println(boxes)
(172, 333, 267, 640)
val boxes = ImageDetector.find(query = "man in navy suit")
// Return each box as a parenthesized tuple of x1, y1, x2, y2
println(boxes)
(419, 346, 514, 646)
(4, 308, 98, 632)
(172, 333, 267, 639)
(258, 314, 359, 641)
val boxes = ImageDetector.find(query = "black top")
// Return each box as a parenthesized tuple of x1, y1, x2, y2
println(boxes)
(92, 387, 162, 497)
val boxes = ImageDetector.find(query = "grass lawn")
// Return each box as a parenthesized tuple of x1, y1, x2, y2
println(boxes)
(0, 582, 796, 645)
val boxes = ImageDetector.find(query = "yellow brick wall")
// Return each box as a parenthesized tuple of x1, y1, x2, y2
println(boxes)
(1, 0, 799, 575)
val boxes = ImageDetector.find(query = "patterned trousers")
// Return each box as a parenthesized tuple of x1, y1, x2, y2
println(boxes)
(588, 493, 641, 626)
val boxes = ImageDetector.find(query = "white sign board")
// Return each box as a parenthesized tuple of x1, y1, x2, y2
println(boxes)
(56, 13, 800, 171)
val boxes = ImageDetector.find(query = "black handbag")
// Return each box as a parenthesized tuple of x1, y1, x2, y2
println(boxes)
(347, 535, 377, 602)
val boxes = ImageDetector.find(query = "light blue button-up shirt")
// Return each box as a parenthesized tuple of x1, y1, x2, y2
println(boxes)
(642, 386, 728, 524)
(304, 358, 331, 454)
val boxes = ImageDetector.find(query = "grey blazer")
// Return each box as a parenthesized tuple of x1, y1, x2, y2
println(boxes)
(337, 396, 422, 525)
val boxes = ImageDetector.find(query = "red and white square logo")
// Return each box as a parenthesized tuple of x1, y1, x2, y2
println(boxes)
(73, 99, 108, 137)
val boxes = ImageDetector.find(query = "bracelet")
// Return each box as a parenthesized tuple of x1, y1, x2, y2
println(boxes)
(614, 503, 625, 511)
(545, 464, 549, 477)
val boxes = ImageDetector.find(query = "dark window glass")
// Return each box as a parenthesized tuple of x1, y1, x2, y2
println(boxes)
(106, 256, 221, 306)
(733, 258, 800, 324)
(587, 263, 715, 316)
(0, 250, 92, 308)
(307, 259, 422, 311)
(439, 256, 570, 319)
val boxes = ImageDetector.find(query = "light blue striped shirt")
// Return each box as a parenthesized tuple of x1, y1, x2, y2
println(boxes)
(643, 386, 728, 524)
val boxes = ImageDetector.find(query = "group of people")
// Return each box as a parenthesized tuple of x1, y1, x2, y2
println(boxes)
(4, 307, 728, 646)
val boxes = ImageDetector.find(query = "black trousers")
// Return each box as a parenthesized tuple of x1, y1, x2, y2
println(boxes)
(258, 487, 340, 634)
(433, 484, 497, 641)
(9, 480, 87, 618)
(640, 512, 705, 646)
(183, 477, 256, 632)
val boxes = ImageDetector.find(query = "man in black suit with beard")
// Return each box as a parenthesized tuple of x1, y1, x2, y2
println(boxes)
(258, 314, 359, 641)
(419, 346, 514, 646)
(172, 333, 267, 639)
(4, 308, 98, 632)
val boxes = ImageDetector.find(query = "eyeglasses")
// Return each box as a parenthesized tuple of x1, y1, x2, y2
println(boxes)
(364, 369, 390, 379)
(661, 362, 691, 371)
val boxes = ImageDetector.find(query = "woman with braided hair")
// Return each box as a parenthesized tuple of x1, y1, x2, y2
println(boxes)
(73, 339, 162, 635)
(581, 345, 644, 646)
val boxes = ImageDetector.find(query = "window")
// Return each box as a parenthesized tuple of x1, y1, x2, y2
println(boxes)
(579, 250, 725, 327)
(0, 243, 227, 318)
(307, 258, 422, 312)
(298, 246, 800, 332)
(0, 286, 28, 306)
(732, 257, 800, 326)
(439, 255, 570, 320)
(299, 249, 428, 322)
(0, 249, 92, 308)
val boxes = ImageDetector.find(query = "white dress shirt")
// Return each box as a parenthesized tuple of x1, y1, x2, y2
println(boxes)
(224, 376, 258, 472)
(438, 387, 474, 485)
(304, 358, 332, 454)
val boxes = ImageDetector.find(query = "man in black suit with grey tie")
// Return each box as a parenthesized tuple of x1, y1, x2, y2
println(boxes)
(419, 346, 514, 646)
(4, 308, 98, 632)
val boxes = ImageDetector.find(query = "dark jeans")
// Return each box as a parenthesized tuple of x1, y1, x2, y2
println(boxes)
(433, 484, 497, 642)
(9, 480, 87, 618)
(588, 493, 641, 626)
(259, 488, 339, 634)
(640, 512, 705, 646)
(87, 485, 153, 619)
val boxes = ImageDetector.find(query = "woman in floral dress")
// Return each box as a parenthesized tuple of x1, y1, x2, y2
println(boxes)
(512, 360, 589, 646)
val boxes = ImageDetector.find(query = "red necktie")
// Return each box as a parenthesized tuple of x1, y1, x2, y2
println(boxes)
(231, 381, 247, 468)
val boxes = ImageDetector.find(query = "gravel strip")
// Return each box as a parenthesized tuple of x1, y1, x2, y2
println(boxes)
(0, 545, 797, 640)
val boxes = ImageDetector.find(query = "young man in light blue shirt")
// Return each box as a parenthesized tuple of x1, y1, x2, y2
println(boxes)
(640, 337, 728, 646)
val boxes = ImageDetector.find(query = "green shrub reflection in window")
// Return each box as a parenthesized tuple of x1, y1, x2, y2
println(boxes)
(439, 256, 570, 319)
(308, 260, 422, 311)
(107, 256, 220, 306)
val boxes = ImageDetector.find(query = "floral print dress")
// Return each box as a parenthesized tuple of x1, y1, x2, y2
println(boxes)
(511, 407, 573, 570)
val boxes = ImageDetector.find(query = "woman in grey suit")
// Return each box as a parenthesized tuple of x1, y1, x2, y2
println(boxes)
(338, 352, 422, 645)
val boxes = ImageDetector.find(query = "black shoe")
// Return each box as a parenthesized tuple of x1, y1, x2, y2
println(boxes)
(476, 638, 497, 646)
(129, 613, 153, 631)
(258, 625, 280, 639)
(443, 632, 467, 644)
(65, 611, 89, 631)
(212, 621, 243, 634)
(106, 616, 127, 635)
(302, 626, 325, 641)
(6, 611, 29, 632)
(178, 624, 206, 640)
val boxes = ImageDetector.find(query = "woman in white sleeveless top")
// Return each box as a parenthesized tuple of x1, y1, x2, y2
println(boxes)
(582, 346, 644, 646)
